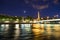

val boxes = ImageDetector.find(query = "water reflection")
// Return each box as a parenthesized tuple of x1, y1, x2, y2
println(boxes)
(5, 24, 9, 31)
(20, 24, 32, 40)
(1, 24, 5, 32)
(0, 23, 60, 40)
(32, 24, 60, 40)
(14, 29, 20, 40)
(15, 24, 20, 29)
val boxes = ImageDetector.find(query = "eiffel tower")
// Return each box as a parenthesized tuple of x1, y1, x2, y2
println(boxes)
(37, 11, 40, 21)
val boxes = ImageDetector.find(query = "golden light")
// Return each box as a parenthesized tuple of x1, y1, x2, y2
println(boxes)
(32, 24, 40, 29)
(32, 29, 41, 35)
(40, 24, 44, 30)
(54, 24, 60, 31)
(46, 24, 51, 32)
(33, 20, 37, 23)
(4, 21, 10, 23)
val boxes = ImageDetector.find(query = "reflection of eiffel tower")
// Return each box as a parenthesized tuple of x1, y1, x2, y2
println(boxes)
(37, 11, 40, 21)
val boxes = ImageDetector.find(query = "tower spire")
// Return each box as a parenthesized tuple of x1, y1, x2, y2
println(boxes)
(37, 11, 40, 21)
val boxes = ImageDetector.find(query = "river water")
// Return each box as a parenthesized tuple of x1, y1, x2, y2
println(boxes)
(0, 24, 60, 40)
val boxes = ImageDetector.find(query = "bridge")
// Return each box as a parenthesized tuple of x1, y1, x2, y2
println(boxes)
(40, 19, 60, 21)
(36, 19, 60, 24)
(0, 19, 60, 24)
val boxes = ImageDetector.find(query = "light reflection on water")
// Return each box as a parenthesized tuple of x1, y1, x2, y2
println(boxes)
(14, 29, 20, 40)
(0, 24, 60, 40)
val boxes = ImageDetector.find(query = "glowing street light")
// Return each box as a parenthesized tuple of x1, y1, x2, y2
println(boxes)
(47, 16, 49, 19)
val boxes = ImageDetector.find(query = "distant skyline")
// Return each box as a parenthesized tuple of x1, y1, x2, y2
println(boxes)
(0, 0, 60, 17)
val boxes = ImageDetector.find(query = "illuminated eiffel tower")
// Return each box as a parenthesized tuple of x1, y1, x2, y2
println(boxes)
(37, 11, 40, 21)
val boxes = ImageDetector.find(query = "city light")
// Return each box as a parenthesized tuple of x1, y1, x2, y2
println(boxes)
(5, 24, 9, 31)
(0, 0, 60, 40)
(4, 21, 10, 23)
(15, 24, 19, 29)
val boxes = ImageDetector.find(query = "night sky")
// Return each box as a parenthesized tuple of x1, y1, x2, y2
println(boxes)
(0, 0, 60, 17)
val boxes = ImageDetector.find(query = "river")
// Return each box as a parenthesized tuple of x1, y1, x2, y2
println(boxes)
(0, 23, 60, 40)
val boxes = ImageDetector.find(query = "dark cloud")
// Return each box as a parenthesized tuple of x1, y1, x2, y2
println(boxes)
(24, 0, 49, 10)
(24, 0, 48, 5)
(32, 4, 48, 9)
(24, 0, 29, 4)
(54, 0, 59, 4)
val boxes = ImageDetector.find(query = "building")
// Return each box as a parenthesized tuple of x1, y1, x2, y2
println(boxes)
(37, 11, 40, 21)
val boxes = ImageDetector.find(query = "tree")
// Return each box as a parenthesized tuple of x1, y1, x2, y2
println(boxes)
(26, 16, 33, 20)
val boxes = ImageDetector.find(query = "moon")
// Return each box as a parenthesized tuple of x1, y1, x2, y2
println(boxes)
(24, 10, 26, 13)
